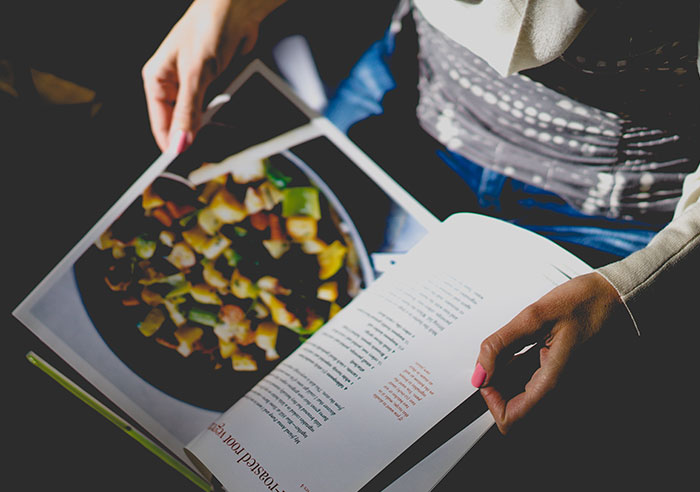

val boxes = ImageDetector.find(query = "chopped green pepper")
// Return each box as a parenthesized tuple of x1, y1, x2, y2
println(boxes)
(265, 162, 292, 189)
(223, 248, 242, 267)
(187, 306, 220, 327)
(165, 280, 191, 299)
(282, 187, 321, 220)
(178, 210, 198, 228)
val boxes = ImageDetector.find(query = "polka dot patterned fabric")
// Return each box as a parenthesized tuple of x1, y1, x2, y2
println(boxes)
(413, 1, 700, 222)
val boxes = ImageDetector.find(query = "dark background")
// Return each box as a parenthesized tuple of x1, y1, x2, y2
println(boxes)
(3, 1, 695, 491)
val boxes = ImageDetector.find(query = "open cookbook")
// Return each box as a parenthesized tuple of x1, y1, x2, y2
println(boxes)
(13, 60, 592, 492)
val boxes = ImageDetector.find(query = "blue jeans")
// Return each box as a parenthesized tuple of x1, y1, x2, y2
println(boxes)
(324, 24, 661, 260)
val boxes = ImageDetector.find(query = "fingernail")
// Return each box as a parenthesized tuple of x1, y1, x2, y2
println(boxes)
(471, 362, 487, 388)
(173, 130, 192, 154)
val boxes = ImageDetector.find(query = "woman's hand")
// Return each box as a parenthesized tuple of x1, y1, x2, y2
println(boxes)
(142, 0, 286, 152)
(471, 272, 630, 434)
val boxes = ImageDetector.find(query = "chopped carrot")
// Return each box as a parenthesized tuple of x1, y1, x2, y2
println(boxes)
(166, 201, 196, 219)
(249, 211, 269, 231)
(152, 207, 173, 227)
(268, 213, 285, 240)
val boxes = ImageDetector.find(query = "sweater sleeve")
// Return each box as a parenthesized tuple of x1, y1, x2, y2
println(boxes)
(413, 0, 594, 75)
(596, 203, 700, 336)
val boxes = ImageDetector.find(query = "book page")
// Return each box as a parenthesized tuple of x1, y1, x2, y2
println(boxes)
(11, 61, 437, 468)
(185, 213, 591, 492)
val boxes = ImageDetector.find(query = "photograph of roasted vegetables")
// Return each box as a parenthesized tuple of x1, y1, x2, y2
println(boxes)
(93, 155, 359, 374)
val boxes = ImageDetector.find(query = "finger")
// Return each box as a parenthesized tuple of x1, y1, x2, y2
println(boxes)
(482, 333, 574, 434)
(142, 59, 179, 152)
(169, 52, 222, 149)
(240, 26, 259, 55)
(476, 304, 550, 386)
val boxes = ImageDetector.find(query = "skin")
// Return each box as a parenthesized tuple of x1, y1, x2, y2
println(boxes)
(142, 0, 287, 152)
(474, 271, 628, 434)
(142, 1, 632, 434)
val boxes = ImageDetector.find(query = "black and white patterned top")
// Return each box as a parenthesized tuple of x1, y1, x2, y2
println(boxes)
(412, 1, 700, 222)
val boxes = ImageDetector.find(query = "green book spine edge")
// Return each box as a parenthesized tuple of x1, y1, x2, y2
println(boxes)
(25, 351, 211, 491)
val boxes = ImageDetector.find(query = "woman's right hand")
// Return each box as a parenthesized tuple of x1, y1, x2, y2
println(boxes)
(142, 0, 287, 153)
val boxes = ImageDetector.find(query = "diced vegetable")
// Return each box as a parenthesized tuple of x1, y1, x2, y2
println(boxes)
(300, 238, 327, 254)
(268, 213, 285, 241)
(174, 325, 204, 357)
(165, 280, 191, 299)
(230, 269, 259, 299)
(182, 226, 209, 253)
(152, 207, 173, 227)
(249, 211, 269, 231)
(258, 181, 284, 210)
(282, 187, 320, 219)
(265, 162, 292, 189)
(222, 248, 241, 267)
(257, 276, 291, 295)
(329, 302, 342, 319)
(214, 318, 253, 345)
(165, 201, 196, 219)
(190, 283, 223, 305)
(317, 281, 338, 302)
(305, 316, 325, 336)
(95, 230, 115, 250)
(166, 242, 196, 270)
(97, 149, 357, 374)
(258, 290, 302, 330)
(286, 216, 318, 241)
(133, 236, 157, 260)
(139, 271, 186, 287)
(244, 187, 265, 215)
(219, 304, 245, 325)
(138, 307, 166, 337)
(164, 298, 187, 327)
(201, 234, 231, 260)
(318, 240, 347, 280)
(142, 185, 165, 210)
(197, 207, 223, 235)
(249, 301, 269, 319)
(202, 261, 229, 292)
(198, 175, 226, 204)
(140, 288, 164, 306)
(219, 339, 237, 359)
(255, 322, 280, 361)
(209, 188, 247, 224)
(232, 351, 257, 371)
(111, 243, 126, 259)
(159, 230, 176, 247)
(178, 211, 198, 228)
(187, 306, 220, 327)
(262, 239, 291, 259)
(229, 158, 266, 184)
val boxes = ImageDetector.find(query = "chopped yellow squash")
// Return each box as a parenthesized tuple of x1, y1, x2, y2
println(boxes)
(318, 240, 347, 280)
(174, 325, 204, 357)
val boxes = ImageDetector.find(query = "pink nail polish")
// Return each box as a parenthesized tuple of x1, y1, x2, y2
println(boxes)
(471, 362, 487, 388)
(174, 130, 192, 154)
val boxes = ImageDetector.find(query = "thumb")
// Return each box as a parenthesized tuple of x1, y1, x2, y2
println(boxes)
(471, 307, 545, 388)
